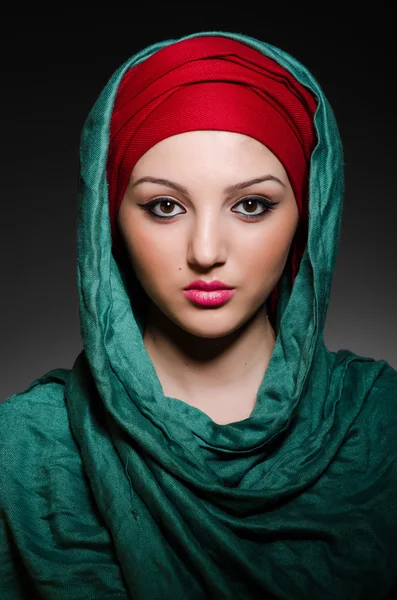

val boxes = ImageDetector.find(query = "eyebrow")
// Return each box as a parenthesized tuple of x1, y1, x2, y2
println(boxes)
(131, 174, 286, 195)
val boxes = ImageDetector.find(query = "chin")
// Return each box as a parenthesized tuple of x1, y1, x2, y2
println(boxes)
(181, 327, 237, 340)
(170, 311, 251, 340)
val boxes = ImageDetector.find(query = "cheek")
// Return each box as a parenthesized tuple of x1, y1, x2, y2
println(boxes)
(241, 214, 297, 283)
(122, 222, 181, 287)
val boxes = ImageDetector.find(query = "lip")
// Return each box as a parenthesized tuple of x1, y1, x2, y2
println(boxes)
(184, 279, 234, 291)
(182, 288, 236, 307)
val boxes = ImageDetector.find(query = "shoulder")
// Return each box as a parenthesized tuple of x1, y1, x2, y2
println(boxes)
(0, 368, 128, 598)
(359, 357, 397, 463)
(0, 368, 75, 504)
(0, 368, 72, 461)
(333, 352, 397, 522)
(333, 348, 397, 408)
(343, 351, 397, 419)
(335, 355, 397, 592)
(1, 367, 70, 410)
(333, 351, 397, 455)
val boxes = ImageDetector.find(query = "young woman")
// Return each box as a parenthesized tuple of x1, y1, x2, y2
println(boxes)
(1, 32, 396, 599)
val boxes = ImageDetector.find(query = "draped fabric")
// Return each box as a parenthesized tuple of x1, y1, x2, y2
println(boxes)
(1, 31, 397, 600)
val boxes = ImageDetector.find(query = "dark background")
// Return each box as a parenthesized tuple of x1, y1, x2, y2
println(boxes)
(1, 12, 396, 401)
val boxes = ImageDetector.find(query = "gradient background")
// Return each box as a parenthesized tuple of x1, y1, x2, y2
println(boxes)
(1, 13, 395, 402)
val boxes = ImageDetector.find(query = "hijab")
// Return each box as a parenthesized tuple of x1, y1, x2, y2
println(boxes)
(1, 31, 397, 600)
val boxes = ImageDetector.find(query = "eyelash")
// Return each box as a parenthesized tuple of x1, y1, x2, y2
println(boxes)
(137, 195, 278, 222)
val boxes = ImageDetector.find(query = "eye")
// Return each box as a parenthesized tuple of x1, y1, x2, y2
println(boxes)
(139, 197, 185, 219)
(232, 195, 276, 218)
(137, 194, 277, 221)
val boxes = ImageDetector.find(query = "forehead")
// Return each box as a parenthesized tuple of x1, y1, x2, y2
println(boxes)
(131, 131, 287, 177)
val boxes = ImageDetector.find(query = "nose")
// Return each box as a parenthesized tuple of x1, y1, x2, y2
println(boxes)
(186, 211, 227, 271)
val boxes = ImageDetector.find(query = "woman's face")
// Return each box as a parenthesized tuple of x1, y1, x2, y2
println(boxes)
(118, 130, 299, 339)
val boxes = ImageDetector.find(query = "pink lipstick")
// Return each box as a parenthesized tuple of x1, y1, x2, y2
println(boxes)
(183, 280, 236, 307)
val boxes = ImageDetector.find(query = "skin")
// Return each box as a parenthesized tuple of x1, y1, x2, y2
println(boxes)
(118, 131, 299, 424)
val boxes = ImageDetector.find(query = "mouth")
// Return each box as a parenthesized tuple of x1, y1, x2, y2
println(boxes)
(183, 279, 234, 292)
(182, 287, 236, 307)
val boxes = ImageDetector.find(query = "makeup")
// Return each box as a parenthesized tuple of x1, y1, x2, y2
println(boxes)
(184, 280, 234, 291)
(182, 289, 236, 307)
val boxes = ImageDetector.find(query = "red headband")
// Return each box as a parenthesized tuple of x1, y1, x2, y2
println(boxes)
(107, 35, 318, 321)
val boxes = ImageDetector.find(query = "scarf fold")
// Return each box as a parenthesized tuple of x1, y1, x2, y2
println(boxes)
(1, 31, 397, 600)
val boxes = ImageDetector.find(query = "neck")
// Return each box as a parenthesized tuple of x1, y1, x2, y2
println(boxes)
(143, 302, 276, 415)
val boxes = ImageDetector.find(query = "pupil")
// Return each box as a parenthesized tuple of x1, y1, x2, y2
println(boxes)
(161, 200, 173, 214)
(244, 199, 257, 212)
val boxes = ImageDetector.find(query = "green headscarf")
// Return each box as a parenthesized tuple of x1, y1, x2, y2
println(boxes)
(1, 31, 397, 600)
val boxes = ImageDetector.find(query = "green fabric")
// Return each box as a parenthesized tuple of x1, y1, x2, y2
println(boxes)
(1, 31, 397, 600)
